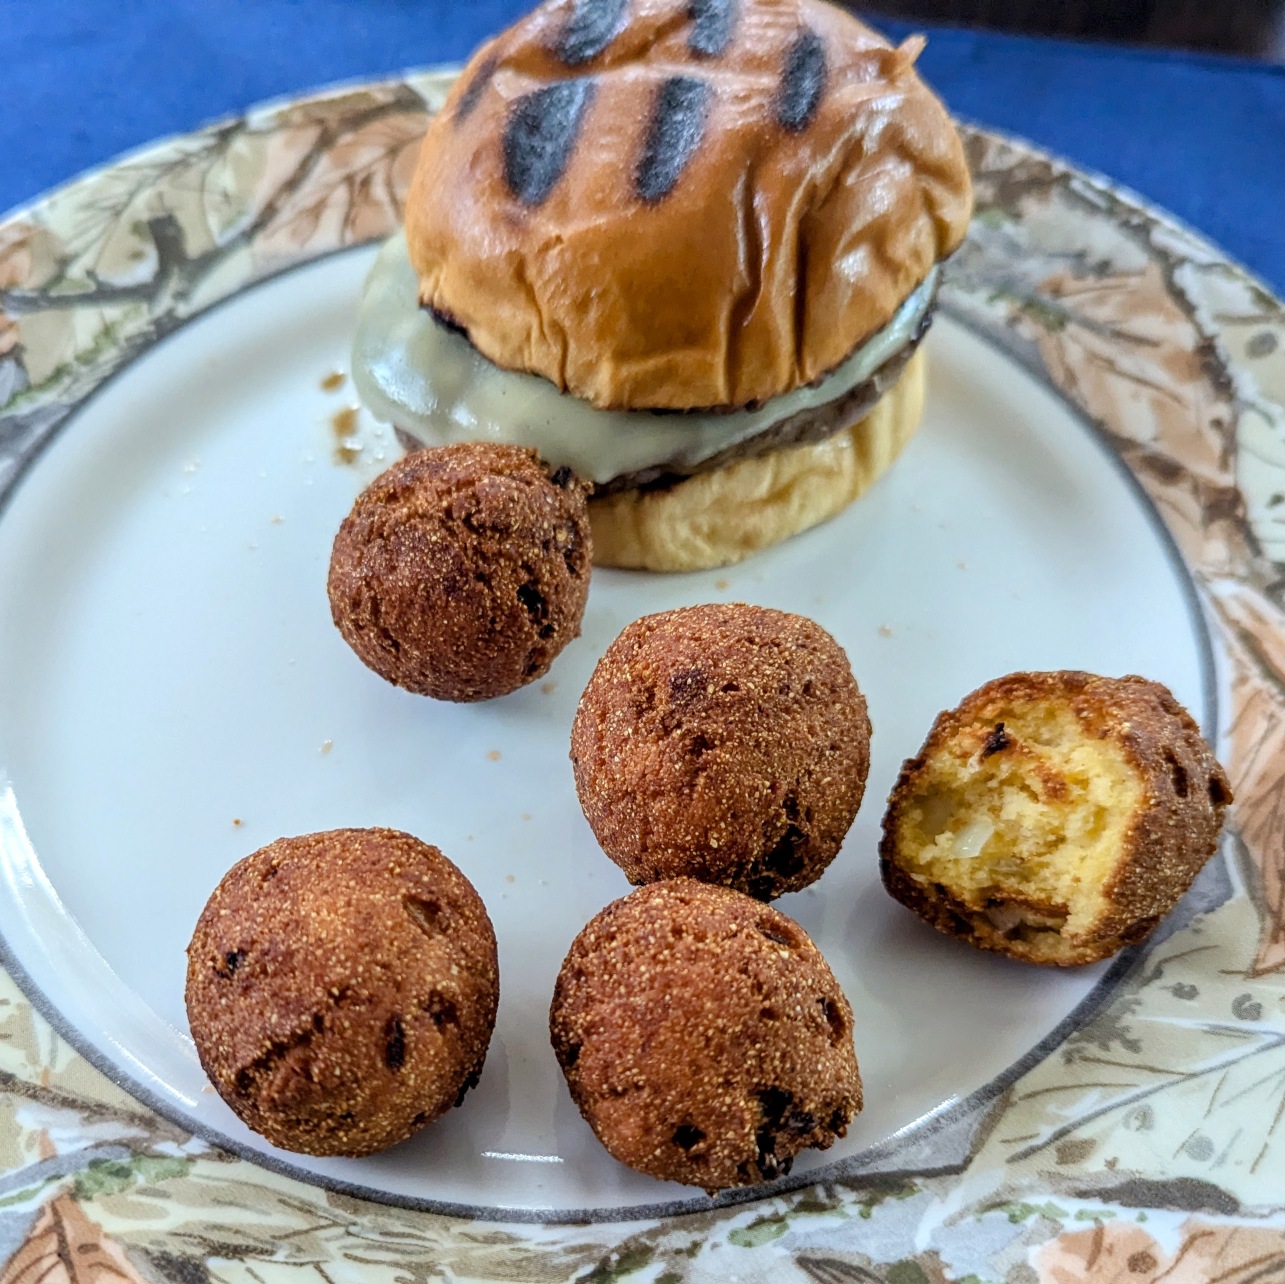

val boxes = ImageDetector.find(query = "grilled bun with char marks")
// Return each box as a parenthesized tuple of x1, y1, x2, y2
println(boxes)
(405, 0, 972, 412)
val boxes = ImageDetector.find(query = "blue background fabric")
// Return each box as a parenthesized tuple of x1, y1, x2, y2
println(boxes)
(2, 1, 1282, 293)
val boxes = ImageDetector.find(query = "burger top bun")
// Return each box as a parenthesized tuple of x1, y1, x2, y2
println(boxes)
(404, 0, 973, 412)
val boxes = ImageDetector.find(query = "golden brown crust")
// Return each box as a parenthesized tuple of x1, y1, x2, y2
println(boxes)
(879, 672, 1232, 966)
(406, 0, 971, 410)
(185, 828, 499, 1156)
(571, 603, 871, 899)
(549, 879, 861, 1191)
(589, 344, 925, 571)
(327, 443, 591, 701)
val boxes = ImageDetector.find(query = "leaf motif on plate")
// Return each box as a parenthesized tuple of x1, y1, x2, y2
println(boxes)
(1, 85, 432, 381)
(1013, 263, 1241, 578)
(1214, 585, 1285, 974)
(268, 85, 428, 134)
(253, 108, 427, 259)
(0, 970, 192, 1175)
(1173, 260, 1285, 571)
(84, 1162, 603, 1281)
(0, 1193, 146, 1284)
(1033, 1217, 1285, 1284)
(968, 896, 1285, 1201)
(0, 85, 436, 488)
(0, 223, 36, 361)
(0, 220, 66, 408)
(1236, 404, 1285, 570)
(233, 84, 429, 264)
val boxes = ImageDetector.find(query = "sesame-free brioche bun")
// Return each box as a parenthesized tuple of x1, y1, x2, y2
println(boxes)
(405, 0, 972, 412)
(590, 344, 925, 571)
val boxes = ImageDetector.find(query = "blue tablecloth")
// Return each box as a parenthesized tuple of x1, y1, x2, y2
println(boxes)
(3, 1, 1283, 294)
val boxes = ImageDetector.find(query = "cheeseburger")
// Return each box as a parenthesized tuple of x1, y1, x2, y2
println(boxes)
(353, 0, 972, 571)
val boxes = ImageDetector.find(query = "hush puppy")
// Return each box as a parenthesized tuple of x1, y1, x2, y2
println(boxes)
(328, 444, 591, 701)
(880, 672, 1231, 966)
(571, 604, 870, 899)
(186, 828, 499, 1156)
(550, 879, 862, 1192)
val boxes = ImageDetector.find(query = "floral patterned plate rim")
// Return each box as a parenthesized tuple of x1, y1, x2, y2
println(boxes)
(0, 69, 1282, 1280)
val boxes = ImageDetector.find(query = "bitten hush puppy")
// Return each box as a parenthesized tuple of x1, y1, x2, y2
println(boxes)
(880, 672, 1232, 966)
(571, 603, 871, 899)
(550, 879, 862, 1193)
(185, 828, 499, 1157)
(327, 443, 591, 702)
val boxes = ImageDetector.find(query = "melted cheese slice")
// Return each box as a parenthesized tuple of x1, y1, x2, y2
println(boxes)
(351, 233, 936, 485)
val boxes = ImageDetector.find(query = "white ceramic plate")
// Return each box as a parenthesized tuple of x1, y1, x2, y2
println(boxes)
(0, 137, 1209, 1222)
(0, 72, 1282, 1272)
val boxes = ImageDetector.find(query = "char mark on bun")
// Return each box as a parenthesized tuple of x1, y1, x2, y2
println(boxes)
(777, 29, 828, 133)
(558, 0, 629, 65)
(503, 78, 597, 206)
(688, 0, 738, 57)
(455, 54, 499, 126)
(636, 76, 714, 203)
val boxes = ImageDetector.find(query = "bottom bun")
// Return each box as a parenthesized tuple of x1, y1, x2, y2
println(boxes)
(589, 347, 927, 572)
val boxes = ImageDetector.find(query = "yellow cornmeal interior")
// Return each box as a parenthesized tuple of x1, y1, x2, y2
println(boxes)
(897, 703, 1142, 941)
